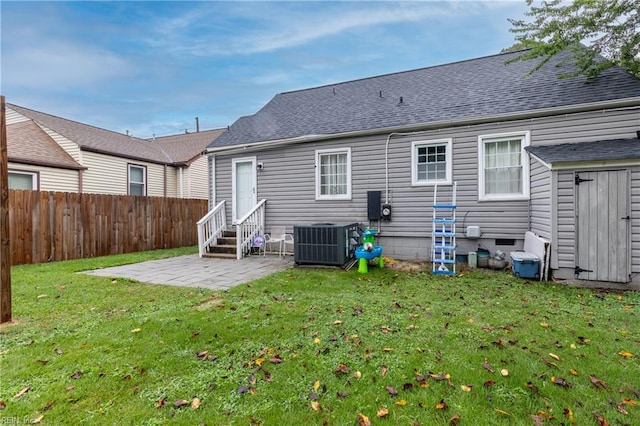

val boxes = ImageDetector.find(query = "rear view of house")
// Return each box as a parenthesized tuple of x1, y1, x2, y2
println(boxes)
(202, 49, 640, 286)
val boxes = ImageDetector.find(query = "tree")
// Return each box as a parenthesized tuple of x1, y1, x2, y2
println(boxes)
(507, 0, 640, 79)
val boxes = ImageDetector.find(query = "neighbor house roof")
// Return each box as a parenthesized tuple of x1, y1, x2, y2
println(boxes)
(526, 137, 640, 165)
(7, 120, 84, 170)
(210, 49, 640, 149)
(8, 103, 173, 164)
(151, 128, 226, 165)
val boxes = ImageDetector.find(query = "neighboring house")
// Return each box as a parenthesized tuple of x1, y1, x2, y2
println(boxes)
(203, 49, 640, 284)
(6, 103, 224, 198)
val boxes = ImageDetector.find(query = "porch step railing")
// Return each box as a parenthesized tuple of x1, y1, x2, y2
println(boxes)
(197, 200, 227, 258)
(235, 199, 267, 259)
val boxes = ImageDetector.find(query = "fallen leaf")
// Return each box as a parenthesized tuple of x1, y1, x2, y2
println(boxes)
(618, 350, 635, 359)
(593, 412, 609, 426)
(435, 399, 449, 410)
(530, 415, 544, 426)
(549, 353, 561, 361)
(353, 371, 362, 379)
(376, 407, 389, 418)
(70, 371, 83, 380)
(173, 399, 189, 408)
(525, 382, 539, 393)
(449, 413, 461, 424)
(395, 399, 408, 406)
(337, 391, 349, 398)
(237, 385, 250, 394)
(540, 322, 549, 328)
(563, 407, 574, 423)
(313, 338, 321, 344)
(155, 397, 168, 408)
(615, 402, 629, 415)
(551, 376, 571, 388)
(622, 398, 637, 406)
(482, 359, 494, 373)
(54, 348, 63, 355)
(569, 368, 579, 376)
(386, 385, 398, 396)
(311, 401, 322, 411)
(402, 383, 414, 391)
(249, 416, 261, 425)
(382, 347, 393, 352)
(333, 320, 342, 325)
(589, 375, 608, 390)
(334, 363, 349, 375)
(0, 400, 5, 410)
(500, 369, 509, 377)
(313, 380, 320, 391)
(30, 414, 44, 424)
(14, 386, 30, 399)
(357, 413, 371, 426)
(131, 328, 141, 333)
(380, 365, 388, 376)
(269, 355, 283, 364)
(460, 385, 472, 392)
(191, 398, 201, 410)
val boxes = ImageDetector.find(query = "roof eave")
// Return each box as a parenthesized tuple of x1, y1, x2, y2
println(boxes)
(206, 97, 640, 155)
(9, 158, 87, 171)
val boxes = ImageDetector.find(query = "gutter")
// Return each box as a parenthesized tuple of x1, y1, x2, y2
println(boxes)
(206, 97, 640, 155)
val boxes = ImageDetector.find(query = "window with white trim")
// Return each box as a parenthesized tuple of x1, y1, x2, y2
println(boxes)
(315, 148, 351, 200)
(411, 139, 452, 185)
(8, 171, 38, 190)
(128, 164, 147, 196)
(478, 131, 530, 201)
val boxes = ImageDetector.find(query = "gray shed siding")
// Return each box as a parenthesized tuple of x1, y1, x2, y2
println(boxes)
(529, 160, 552, 240)
(555, 171, 577, 271)
(212, 107, 640, 260)
(631, 168, 640, 275)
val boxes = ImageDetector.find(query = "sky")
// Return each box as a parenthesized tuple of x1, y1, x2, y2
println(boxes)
(1, 1, 531, 139)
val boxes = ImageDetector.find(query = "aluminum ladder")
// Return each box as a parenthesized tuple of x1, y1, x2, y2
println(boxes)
(432, 182, 457, 275)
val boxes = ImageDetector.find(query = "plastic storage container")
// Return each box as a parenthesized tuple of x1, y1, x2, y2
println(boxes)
(477, 248, 490, 268)
(468, 252, 477, 268)
(510, 251, 540, 279)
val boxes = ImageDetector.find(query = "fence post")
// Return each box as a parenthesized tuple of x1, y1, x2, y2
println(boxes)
(0, 96, 12, 323)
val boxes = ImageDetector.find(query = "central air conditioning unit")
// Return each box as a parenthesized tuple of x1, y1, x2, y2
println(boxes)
(294, 223, 361, 266)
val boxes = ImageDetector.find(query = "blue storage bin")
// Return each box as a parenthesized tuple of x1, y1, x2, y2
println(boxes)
(510, 251, 540, 279)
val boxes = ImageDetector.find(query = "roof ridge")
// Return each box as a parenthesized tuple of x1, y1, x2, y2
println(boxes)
(280, 49, 531, 95)
(7, 103, 148, 142)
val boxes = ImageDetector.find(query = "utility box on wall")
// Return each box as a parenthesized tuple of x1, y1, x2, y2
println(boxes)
(367, 191, 381, 220)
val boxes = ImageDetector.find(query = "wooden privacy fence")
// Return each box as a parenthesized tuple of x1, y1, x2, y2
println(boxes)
(8, 190, 209, 265)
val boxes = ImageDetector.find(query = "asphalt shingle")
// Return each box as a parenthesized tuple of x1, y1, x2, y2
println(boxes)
(526, 138, 640, 164)
(211, 50, 640, 148)
(7, 120, 83, 169)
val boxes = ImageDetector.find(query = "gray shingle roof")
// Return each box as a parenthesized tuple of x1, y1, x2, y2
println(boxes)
(526, 138, 640, 164)
(210, 49, 640, 149)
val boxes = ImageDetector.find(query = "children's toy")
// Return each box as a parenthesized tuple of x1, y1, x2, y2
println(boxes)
(354, 228, 383, 273)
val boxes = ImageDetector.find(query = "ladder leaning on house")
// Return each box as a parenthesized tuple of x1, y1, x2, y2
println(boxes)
(432, 182, 457, 275)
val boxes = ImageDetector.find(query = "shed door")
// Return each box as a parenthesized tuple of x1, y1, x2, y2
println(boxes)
(232, 157, 256, 223)
(575, 170, 630, 283)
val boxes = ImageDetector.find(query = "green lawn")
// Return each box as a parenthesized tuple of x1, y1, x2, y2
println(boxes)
(1, 249, 638, 425)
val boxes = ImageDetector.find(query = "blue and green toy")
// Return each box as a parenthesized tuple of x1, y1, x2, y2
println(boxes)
(354, 227, 383, 273)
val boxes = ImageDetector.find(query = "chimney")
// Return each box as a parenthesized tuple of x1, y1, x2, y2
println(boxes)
(195, 117, 200, 133)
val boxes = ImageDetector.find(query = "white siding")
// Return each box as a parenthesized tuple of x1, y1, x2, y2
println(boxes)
(8, 162, 80, 192)
(185, 156, 209, 199)
(36, 126, 83, 164)
(166, 166, 178, 198)
(82, 151, 169, 196)
(212, 107, 640, 260)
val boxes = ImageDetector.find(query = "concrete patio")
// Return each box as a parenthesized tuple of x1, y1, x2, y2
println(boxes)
(81, 254, 294, 290)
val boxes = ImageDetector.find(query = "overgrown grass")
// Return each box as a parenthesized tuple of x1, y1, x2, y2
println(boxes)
(1, 250, 639, 425)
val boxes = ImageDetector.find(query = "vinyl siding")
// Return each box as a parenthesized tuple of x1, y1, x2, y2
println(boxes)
(529, 159, 552, 239)
(36, 125, 83, 164)
(556, 171, 576, 270)
(212, 107, 640, 260)
(185, 156, 209, 199)
(82, 151, 168, 196)
(8, 162, 80, 192)
(631, 168, 640, 274)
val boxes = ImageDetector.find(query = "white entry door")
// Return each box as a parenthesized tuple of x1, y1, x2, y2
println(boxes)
(232, 157, 257, 223)
(575, 170, 630, 283)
